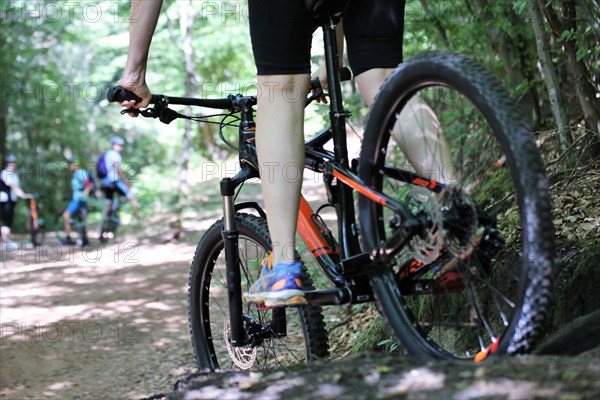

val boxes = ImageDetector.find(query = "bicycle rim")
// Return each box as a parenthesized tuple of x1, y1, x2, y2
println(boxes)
(188, 214, 329, 370)
(359, 51, 554, 360)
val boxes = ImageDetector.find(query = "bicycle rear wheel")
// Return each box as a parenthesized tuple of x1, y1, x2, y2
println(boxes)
(188, 213, 329, 370)
(358, 51, 554, 360)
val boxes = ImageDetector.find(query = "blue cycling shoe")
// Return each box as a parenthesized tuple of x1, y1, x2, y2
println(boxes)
(246, 255, 307, 308)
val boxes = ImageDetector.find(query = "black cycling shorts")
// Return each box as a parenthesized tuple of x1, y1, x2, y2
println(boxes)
(248, 0, 405, 76)
(101, 182, 127, 200)
(1, 201, 15, 228)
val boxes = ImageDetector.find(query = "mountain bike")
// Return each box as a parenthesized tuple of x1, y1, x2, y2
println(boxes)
(108, 13, 554, 370)
(26, 194, 46, 247)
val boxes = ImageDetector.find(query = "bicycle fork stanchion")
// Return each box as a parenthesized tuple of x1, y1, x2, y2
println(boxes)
(220, 177, 245, 347)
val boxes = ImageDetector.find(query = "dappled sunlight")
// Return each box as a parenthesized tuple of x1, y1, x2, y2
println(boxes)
(383, 367, 446, 396)
(0, 282, 75, 302)
(453, 379, 554, 399)
(45, 381, 74, 394)
(1, 305, 88, 334)
(152, 338, 172, 347)
(144, 301, 175, 311)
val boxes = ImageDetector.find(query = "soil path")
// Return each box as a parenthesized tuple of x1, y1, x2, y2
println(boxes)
(0, 161, 343, 399)
(1, 234, 198, 399)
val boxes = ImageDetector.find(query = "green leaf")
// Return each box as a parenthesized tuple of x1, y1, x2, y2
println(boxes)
(576, 45, 589, 61)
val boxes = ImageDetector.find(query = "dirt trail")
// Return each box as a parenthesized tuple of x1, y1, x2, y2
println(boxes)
(0, 160, 344, 399)
(0, 232, 201, 399)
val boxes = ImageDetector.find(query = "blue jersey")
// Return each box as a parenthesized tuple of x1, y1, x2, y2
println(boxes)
(72, 169, 91, 200)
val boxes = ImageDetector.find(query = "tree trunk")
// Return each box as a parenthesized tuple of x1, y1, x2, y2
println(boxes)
(543, 1, 600, 141)
(419, 0, 450, 48)
(0, 26, 7, 162)
(581, 0, 600, 43)
(527, 0, 573, 154)
(471, 0, 540, 125)
(178, 0, 196, 199)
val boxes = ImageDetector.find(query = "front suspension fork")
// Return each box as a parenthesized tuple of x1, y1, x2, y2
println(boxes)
(221, 177, 287, 347)
(221, 179, 245, 347)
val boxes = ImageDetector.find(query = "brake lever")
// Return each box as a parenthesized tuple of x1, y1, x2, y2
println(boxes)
(120, 107, 159, 119)
(120, 108, 139, 116)
(306, 88, 326, 106)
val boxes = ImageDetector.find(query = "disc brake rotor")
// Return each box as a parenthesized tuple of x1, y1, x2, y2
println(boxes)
(439, 186, 480, 260)
(224, 318, 257, 370)
(404, 187, 444, 264)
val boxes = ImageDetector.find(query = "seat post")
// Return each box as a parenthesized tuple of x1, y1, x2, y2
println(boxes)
(321, 16, 362, 258)
(322, 17, 349, 167)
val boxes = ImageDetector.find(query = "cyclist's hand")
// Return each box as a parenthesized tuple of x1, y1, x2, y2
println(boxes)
(116, 77, 152, 117)
(311, 65, 328, 104)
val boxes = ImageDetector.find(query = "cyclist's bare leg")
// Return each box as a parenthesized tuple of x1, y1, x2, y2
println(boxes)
(63, 210, 73, 237)
(356, 68, 454, 184)
(355, 68, 395, 107)
(1, 226, 10, 242)
(126, 194, 140, 218)
(256, 74, 310, 267)
(391, 96, 454, 184)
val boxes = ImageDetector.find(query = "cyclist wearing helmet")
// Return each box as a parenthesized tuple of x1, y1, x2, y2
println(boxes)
(100, 136, 139, 220)
(1, 154, 33, 249)
(62, 157, 92, 246)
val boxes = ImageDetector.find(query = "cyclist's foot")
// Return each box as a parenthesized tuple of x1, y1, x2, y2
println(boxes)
(76, 238, 89, 247)
(61, 236, 75, 245)
(246, 256, 307, 308)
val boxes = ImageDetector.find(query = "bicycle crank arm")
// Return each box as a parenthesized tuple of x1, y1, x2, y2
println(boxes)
(304, 288, 351, 306)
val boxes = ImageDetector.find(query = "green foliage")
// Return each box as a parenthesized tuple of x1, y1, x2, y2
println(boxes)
(553, 243, 600, 328)
(351, 315, 392, 353)
(2, 0, 598, 226)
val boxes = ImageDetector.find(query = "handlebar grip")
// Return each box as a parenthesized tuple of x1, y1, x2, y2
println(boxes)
(107, 86, 146, 104)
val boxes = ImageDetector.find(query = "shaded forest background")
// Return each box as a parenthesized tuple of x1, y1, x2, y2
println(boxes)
(1, 0, 599, 227)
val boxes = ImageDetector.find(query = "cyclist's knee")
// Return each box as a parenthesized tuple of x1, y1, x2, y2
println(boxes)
(258, 74, 310, 100)
(355, 68, 395, 107)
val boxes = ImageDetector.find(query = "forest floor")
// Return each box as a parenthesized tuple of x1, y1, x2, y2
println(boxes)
(1, 150, 599, 399)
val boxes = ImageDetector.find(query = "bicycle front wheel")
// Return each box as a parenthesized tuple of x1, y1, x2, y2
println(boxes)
(358, 51, 554, 360)
(188, 213, 329, 370)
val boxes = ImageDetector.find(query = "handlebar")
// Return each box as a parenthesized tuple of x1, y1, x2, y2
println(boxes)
(106, 67, 353, 110)
(106, 87, 235, 110)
